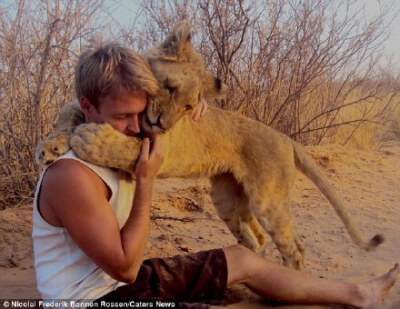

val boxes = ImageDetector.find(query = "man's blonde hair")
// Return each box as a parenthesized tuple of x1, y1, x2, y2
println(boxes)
(75, 42, 159, 108)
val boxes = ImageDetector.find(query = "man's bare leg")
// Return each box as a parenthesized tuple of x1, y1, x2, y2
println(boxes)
(222, 245, 398, 308)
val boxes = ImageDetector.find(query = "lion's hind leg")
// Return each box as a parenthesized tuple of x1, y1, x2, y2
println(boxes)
(254, 197, 305, 270)
(210, 173, 267, 253)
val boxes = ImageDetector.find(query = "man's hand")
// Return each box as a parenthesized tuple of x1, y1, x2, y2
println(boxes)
(135, 133, 165, 184)
(190, 100, 208, 121)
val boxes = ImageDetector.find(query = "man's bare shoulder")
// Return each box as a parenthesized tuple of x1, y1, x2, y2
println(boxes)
(41, 160, 81, 189)
(39, 159, 110, 228)
(43, 159, 102, 187)
(41, 159, 109, 208)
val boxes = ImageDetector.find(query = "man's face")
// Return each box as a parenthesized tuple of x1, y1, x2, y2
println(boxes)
(83, 89, 147, 137)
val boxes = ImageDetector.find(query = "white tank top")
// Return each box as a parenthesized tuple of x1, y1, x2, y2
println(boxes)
(32, 150, 134, 300)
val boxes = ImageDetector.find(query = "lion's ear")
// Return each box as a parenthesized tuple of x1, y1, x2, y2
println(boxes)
(203, 72, 228, 100)
(170, 20, 191, 43)
(160, 20, 192, 59)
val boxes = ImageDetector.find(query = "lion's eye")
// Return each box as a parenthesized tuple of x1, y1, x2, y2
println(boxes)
(185, 105, 193, 111)
(166, 85, 175, 94)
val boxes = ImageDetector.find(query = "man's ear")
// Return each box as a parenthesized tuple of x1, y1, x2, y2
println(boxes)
(79, 96, 92, 119)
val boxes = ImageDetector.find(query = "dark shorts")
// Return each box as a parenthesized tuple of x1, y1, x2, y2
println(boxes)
(95, 248, 228, 309)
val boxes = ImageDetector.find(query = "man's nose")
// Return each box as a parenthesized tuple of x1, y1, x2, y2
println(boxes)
(127, 115, 140, 134)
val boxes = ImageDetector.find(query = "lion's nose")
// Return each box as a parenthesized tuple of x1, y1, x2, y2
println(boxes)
(156, 114, 162, 128)
(150, 113, 163, 128)
(145, 112, 165, 133)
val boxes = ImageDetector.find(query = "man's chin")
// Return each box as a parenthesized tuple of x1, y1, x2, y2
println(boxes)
(131, 130, 148, 139)
(121, 130, 143, 138)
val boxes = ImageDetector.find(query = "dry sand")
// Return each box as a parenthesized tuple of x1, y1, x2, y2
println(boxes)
(1, 141, 399, 308)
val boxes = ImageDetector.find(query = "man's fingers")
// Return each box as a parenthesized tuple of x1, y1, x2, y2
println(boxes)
(135, 134, 165, 181)
(200, 100, 208, 117)
(149, 134, 165, 159)
(139, 138, 150, 161)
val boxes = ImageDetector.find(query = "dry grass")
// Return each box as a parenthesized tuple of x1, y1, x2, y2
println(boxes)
(321, 93, 400, 149)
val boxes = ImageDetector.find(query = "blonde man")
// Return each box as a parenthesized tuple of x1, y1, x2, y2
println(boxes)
(33, 43, 398, 308)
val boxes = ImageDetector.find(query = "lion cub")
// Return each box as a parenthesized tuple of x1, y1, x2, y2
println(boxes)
(36, 21, 383, 269)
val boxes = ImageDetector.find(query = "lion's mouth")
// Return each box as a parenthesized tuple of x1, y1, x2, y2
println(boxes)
(139, 113, 166, 136)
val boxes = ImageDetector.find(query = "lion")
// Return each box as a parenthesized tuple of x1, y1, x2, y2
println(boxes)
(35, 21, 383, 270)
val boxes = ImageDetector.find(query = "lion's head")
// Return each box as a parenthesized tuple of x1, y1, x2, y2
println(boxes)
(142, 21, 228, 133)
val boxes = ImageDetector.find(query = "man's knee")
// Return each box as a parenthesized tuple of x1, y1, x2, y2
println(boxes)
(223, 244, 256, 285)
(223, 244, 253, 259)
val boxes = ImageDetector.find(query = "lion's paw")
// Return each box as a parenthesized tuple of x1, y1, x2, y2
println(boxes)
(283, 249, 305, 270)
(70, 123, 122, 167)
(71, 123, 109, 162)
(35, 134, 70, 165)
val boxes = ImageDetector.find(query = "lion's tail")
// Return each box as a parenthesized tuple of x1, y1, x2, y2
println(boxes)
(292, 140, 384, 251)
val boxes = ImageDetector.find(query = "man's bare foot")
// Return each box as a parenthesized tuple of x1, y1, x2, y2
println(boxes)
(357, 263, 399, 308)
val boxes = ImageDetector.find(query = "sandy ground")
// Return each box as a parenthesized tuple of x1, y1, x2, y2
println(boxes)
(1, 141, 400, 308)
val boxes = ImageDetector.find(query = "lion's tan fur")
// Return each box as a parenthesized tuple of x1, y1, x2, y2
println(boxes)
(36, 21, 383, 269)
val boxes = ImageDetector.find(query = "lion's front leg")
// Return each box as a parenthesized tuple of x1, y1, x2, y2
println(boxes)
(70, 123, 141, 173)
(35, 133, 71, 165)
(35, 101, 85, 165)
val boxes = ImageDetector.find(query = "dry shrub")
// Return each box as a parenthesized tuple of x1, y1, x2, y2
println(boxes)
(1, 0, 400, 208)
(0, 0, 104, 208)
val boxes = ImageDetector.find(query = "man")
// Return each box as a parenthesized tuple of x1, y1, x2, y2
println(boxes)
(33, 42, 398, 308)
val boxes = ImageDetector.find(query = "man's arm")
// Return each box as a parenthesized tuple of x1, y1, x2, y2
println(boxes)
(40, 136, 164, 283)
